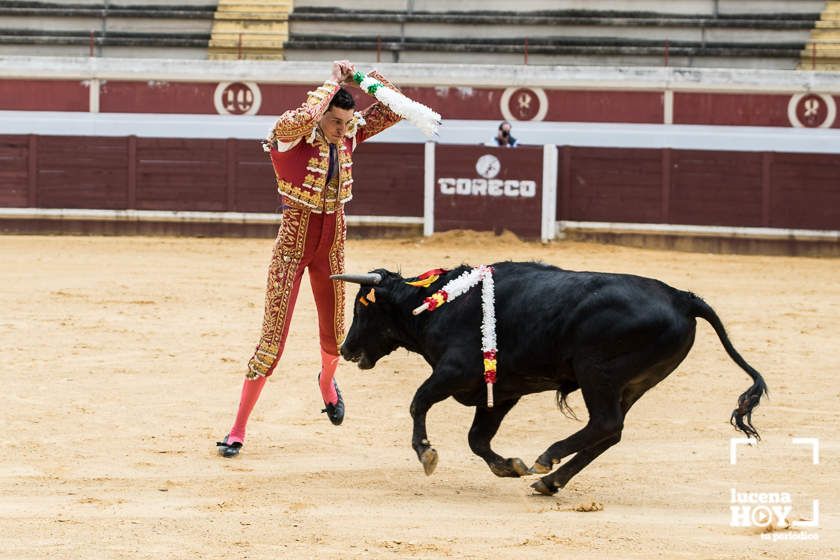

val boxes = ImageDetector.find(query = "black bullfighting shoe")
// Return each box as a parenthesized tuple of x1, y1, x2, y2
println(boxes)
(319, 374, 345, 426)
(216, 434, 242, 458)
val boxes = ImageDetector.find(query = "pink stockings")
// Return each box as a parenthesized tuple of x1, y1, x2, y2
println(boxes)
(227, 374, 267, 445)
(227, 349, 340, 445)
(319, 348, 340, 405)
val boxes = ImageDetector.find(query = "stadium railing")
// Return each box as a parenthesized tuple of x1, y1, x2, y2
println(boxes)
(0, 1, 216, 58)
(284, 5, 822, 69)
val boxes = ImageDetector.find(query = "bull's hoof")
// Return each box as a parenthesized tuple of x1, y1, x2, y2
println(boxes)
(489, 457, 529, 478)
(511, 458, 529, 476)
(420, 448, 438, 476)
(530, 479, 558, 496)
(527, 461, 552, 475)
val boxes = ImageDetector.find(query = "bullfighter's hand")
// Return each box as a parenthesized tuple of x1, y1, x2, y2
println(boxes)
(331, 60, 355, 85)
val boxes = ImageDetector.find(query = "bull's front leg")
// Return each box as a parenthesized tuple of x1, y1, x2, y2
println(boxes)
(468, 398, 529, 478)
(409, 373, 455, 476)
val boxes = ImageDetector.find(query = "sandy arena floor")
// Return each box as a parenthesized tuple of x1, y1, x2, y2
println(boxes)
(0, 232, 837, 559)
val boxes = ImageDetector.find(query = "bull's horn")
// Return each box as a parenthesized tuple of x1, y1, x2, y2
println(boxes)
(330, 272, 382, 285)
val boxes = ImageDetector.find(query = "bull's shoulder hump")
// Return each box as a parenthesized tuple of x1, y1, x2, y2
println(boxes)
(491, 261, 566, 275)
(480, 262, 684, 297)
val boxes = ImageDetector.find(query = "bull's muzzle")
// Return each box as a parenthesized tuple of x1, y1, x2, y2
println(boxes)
(339, 344, 358, 363)
(340, 345, 374, 370)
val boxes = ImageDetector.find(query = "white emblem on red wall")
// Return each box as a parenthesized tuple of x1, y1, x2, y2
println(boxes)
(214, 82, 262, 115)
(787, 93, 837, 128)
(500, 87, 548, 122)
(476, 154, 501, 179)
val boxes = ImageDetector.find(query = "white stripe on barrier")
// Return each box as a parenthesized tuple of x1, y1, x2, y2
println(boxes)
(423, 141, 436, 237)
(541, 144, 558, 243)
(0, 207, 422, 227)
(663, 89, 674, 125)
(557, 220, 840, 242)
(1, 57, 839, 93)
(89, 78, 100, 114)
(5, 111, 840, 153)
(4, 207, 833, 242)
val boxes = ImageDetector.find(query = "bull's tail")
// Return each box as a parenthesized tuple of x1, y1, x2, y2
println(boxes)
(689, 294, 769, 440)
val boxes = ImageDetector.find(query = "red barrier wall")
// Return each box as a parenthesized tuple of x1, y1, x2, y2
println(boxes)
(38, 136, 130, 209)
(560, 147, 663, 223)
(0, 79, 89, 112)
(135, 138, 227, 211)
(771, 153, 840, 230)
(2, 79, 838, 128)
(233, 139, 282, 213)
(2, 135, 839, 233)
(557, 146, 840, 230)
(673, 92, 840, 128)
(0, 135, 425, 217)
(0, 135, 30, 207)
(670, 150, 764, 227)
(349, 142, 424, 217)
(434, 145, 544, 238)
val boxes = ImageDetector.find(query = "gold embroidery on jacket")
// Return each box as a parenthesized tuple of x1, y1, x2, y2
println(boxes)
(359, 105, 401, 141)
(276, 137, 351, 213)
(269, 80, 340, 143)
(277, 179, 323, 210)
(337, 144, 354, 204)
(269, 72, 406, 213)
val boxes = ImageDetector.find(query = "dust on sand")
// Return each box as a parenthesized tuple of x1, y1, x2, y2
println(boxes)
(1, 232, 837, 559)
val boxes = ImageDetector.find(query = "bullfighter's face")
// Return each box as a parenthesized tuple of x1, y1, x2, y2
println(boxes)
(319, 106, 355, 144)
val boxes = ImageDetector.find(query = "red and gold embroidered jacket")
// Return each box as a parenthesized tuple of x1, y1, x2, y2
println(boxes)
(265, 71, 403, 214)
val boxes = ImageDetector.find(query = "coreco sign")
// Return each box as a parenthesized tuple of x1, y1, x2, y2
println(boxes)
(437, 154, 537, 198)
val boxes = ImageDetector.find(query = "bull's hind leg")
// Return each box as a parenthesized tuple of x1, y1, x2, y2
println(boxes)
(468, 399, 529, 478)
(528, 378, 625, 495)
(536, 385, 648, 492)
(531, 346, 692, 495)
(539, 435, 621, 493)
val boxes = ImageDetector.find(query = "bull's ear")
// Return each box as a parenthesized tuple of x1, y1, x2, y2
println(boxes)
(358, 287, 377, 307)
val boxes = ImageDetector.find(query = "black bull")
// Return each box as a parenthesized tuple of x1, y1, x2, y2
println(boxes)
(332, 262, 767, 495)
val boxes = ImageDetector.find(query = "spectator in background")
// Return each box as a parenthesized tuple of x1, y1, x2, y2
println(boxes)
(490, 120, 518, 147)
